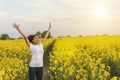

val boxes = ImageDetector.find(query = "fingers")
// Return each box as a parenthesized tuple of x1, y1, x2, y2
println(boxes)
(49, 22, 51, 25)
(12, 23, 20, 29)
(49, 22, 51, 29)
(18, 24, 20, 27)
(12, 23, 16, 28)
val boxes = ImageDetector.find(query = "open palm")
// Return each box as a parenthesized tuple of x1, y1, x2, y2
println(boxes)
(12, 23, 20, 29)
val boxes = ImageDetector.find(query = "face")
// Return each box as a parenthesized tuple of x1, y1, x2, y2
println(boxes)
(32, 36, 39, 45)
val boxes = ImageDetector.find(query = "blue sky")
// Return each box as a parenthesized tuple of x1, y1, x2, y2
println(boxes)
(0, 0, 120, 38)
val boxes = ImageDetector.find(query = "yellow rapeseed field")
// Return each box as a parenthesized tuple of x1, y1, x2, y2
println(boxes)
(0, 38, 54, 80)
(1, 36, 120, 80)
(49, 36, 120, 80)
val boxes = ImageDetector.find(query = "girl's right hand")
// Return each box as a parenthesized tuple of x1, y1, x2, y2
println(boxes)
(48, 22, 51, 29)
(12, 23, 20, 29)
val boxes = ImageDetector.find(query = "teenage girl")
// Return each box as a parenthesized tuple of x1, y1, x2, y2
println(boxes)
(12, 23, 51, 80)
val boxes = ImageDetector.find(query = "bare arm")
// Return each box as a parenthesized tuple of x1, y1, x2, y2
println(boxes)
(42, 22, 51, 45)
(12, 23, 30, 47)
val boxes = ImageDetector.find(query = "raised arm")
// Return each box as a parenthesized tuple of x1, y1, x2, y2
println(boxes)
(12, 23, 30, 47)
(42, 22, 51, 45)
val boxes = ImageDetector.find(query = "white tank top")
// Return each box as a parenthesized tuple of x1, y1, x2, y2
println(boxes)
(29, 43, 44, 67)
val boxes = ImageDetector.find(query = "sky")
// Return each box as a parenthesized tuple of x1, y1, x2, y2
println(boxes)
(0, 0, 120, 38)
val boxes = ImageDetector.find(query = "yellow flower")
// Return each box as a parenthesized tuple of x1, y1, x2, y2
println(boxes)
(76, 74, 80, 79)
(110, 77, 118, 80)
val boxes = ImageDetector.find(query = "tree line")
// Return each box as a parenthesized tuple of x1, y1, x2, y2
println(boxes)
(0, 30, 52, 40)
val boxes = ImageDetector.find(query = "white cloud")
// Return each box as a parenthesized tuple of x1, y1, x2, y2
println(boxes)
(1, 0, 120, 37)
(0, 12, 7, 16)
(13, 14, 49, 23)
(15, 0, 55, 9)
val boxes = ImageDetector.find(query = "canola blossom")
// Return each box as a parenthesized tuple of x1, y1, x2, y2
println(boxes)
(49, 36, 120, 80)
(0, 36, 120, 80)
(0, 38, 54, 80)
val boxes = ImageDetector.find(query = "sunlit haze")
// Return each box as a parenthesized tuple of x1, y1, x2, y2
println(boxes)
(0, 0, 120, 38)
(94, 7, 105, 17)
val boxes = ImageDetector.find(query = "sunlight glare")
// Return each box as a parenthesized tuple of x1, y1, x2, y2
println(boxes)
(95, 8, 104, 16)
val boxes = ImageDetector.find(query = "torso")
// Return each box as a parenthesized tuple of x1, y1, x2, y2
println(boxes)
(29, 43, 44, 67)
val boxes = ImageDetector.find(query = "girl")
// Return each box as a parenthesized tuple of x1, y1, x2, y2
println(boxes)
(12, 23, 51, 80)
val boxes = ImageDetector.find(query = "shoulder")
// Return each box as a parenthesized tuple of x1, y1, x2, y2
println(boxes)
(39, 43, 43, 48)
(30, 43, 33, 46)
(29, 44, 33, 48)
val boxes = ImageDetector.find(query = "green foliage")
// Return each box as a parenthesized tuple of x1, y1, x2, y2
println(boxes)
(0, 34, 9, 40)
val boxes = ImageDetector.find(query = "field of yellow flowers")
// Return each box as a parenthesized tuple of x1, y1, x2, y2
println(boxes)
(0, 36, 120, 80)
(49, 36, 120, 80)
(0, 38, 54, 80)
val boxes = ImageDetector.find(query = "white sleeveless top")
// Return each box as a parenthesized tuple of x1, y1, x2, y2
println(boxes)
(29, 43, 44, 67)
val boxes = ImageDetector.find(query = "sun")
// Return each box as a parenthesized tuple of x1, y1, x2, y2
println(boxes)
(95, 7, 104, 16)
(93, 7, 105, 17)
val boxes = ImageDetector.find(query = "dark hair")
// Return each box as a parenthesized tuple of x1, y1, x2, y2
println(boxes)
(28, 34, 37, 43)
